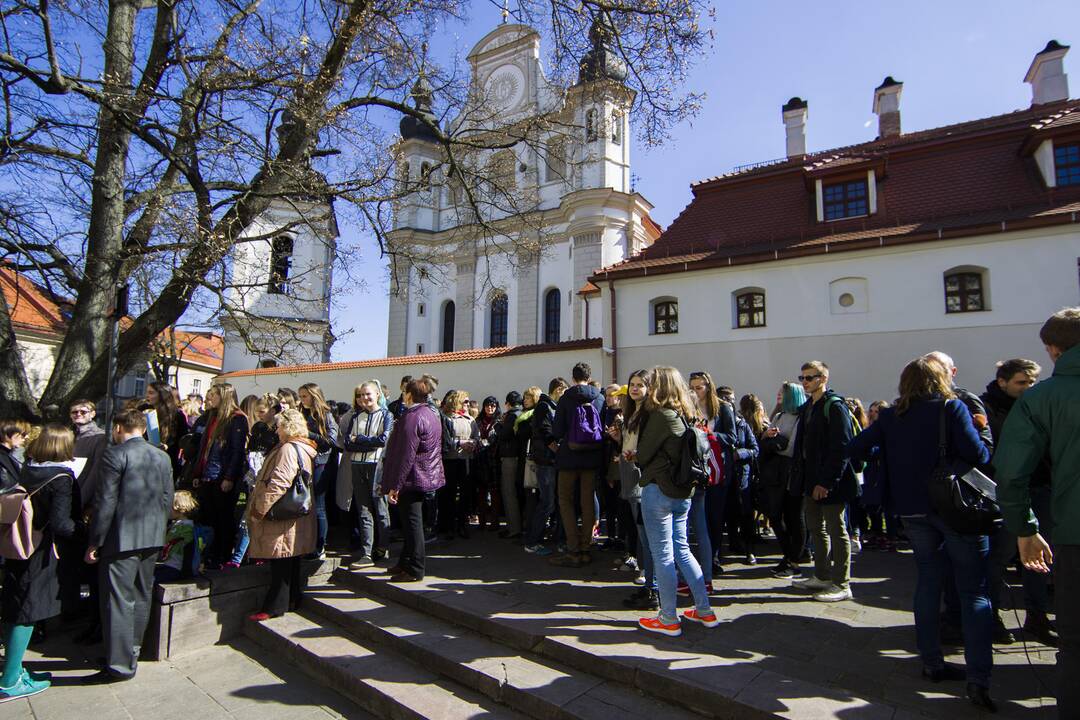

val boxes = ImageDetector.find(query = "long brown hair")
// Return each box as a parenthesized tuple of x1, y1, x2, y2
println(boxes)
(896, 357, 955, 415)
(299, 382, 330, 432)
(239, 394, 266, 434)
(148, 381, 179, 447)
(26, 423, 75, 463)
(739, 394, 768, 437)
(646, 366, 697, 421)
(687, 370, 720, 421)
(622, 369, 654, 433)
(208, 383, 243, 445)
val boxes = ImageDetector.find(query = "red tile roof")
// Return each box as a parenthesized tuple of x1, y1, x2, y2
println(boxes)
(2, 266, 223, 369)
(597, 99, 1080, 280)
(0, 266, 67, 338)
(219, 337, 604, 378)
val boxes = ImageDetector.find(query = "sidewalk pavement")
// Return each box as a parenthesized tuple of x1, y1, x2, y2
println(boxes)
(1, 634, 373, 720)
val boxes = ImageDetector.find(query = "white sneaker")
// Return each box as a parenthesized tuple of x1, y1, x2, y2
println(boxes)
(813, 584, 853, 602)
(792, 576, 832, 592)
(633, 573, 646, 586)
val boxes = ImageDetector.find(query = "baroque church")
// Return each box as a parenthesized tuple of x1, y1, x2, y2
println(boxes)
(384, 21, 661, 358)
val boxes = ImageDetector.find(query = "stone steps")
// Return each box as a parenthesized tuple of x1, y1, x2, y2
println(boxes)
(302, 581, 705, 720)
(332, 567, 901, 720)
(244, 610, 532, 720)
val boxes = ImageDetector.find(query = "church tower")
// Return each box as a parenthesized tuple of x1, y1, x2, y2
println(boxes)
(221, 112, 338, 372)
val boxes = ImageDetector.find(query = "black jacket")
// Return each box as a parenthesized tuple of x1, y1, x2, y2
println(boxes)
(388, 396, 407, 421)
(954, 385, 994, 450)
(495, 405, 523, 458)
(981, 381, 1051, 487)
(0, 446, 20, 491)
(530, 395, 558, 466)
(794, 390, 858, 504)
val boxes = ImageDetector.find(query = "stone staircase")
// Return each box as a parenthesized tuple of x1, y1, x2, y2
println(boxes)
(244, 565, 902, 719)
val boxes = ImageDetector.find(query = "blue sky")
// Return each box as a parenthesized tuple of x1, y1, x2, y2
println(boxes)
(330, 0, 1080, 361)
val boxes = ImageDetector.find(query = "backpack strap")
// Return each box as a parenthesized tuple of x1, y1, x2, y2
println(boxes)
(25, 472, 69, 499)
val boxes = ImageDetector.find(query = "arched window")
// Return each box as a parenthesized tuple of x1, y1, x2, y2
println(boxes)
(441, 301, 456, 353)
(544, 288, 561, 344)
(268, 234, 294, 294)
(944, 269, 988, 313)
(651, 298, 678, 335)
(734, 290, 766, 328)
(489, 292, 508, 347)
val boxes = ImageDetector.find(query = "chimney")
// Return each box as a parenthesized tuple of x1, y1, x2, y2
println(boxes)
(1025, 40, 1070, 105)
(782, 97, 808, 159)
(873, 77, 903, 139)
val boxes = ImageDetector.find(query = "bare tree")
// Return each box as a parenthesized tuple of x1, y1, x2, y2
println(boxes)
(0, 0, 711, 419)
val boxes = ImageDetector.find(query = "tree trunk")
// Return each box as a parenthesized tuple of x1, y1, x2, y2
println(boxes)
(39, 0, 139, 409)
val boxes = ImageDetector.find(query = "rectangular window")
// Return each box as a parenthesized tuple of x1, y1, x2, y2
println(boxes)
(192, 378, 202, 394)
(823, 179, 869, 221)
(653, 301, 678, 335)
(416, 343, 425, 355)
(133, 370, 147, 398)
(1055, 143, 1080, 187)
(736, 292, 766, 328)
(944, 272, 985, 313)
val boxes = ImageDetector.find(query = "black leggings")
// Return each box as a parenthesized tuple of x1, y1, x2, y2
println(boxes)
(263, 556, 303, 616)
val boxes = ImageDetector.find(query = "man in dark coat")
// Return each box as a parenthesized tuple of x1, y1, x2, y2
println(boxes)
(84, 409, 174, 684)
(791, 361, 857, 602)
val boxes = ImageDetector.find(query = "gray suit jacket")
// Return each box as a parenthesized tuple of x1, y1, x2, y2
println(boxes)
(89, 437, 174, 556)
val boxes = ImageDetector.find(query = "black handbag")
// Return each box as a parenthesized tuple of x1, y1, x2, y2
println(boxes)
(266, 444, 313, 521)
(927, 401, 1002, 536)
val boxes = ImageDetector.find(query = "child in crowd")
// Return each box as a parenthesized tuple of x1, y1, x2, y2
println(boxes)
(156, 491, 199, 583)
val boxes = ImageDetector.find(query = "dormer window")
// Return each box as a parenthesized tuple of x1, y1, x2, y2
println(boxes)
(823, 179, 869, 220)
(1055, 142, 1080, 186)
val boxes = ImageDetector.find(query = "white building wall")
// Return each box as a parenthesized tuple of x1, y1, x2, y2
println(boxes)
(219, 345, 606, 405)
(608, 226, 1080, 401)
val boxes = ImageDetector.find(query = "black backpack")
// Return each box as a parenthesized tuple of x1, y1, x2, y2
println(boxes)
(670, 416, 711, 492)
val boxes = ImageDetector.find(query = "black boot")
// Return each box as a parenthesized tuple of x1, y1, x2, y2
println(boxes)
(966, 683, 997, 713)
(1022, 611, 1059, 647)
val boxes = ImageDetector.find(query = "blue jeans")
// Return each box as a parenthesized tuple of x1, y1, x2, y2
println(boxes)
(631, 497, 656, 591)
(526, 465, 557, 546)
(230, 520, 249, 564)
(678, 486, 712, 584)
(905, 514, 992, 687)
(313, 462, 328, 552)
(641, 483, 711, 624)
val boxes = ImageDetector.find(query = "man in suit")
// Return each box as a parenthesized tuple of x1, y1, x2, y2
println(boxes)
(83, 408, 174, 683)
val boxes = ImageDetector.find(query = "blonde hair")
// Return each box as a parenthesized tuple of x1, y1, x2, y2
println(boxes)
(646, 367, 697, 420)
(172, 490, 199, 517)
(240, 394, 266, 434)
(523, 386, 542, 408)
(276, 408, 309, 439)
(443, 389, 467, 414)
(26, 423, 75, 463)
(207, 383, 243, 445)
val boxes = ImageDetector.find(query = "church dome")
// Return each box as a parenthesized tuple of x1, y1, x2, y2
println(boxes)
(400, 75, 440, 142)
(577, 17, 628, 84)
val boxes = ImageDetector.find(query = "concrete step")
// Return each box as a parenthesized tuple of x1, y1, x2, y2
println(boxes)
(244, 610, 532, 720)
(304, 581, 705, 720)
(333, 568, 900, 720)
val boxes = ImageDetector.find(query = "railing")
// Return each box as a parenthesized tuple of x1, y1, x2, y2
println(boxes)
(731, 156, 790, 174)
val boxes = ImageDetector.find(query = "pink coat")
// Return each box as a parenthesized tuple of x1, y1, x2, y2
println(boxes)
(247, 440, 317, 560)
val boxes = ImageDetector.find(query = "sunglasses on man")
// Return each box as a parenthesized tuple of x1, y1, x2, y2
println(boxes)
(797, 374, 823, 382)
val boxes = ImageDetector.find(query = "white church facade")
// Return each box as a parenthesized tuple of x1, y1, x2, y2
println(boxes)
(219, 37, 1080, 407)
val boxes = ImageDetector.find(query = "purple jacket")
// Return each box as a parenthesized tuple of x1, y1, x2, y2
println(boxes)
(380, 403, 446, 495)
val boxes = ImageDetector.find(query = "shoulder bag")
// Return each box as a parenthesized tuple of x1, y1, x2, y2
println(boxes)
(266, 444, 313, 521)
(927, 401, 1002, 536)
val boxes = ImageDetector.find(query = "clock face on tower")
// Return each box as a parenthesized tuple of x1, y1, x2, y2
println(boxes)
(485, 64, 526, 112)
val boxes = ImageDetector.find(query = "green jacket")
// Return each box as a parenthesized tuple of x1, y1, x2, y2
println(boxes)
(636, 408, 692, 500)
(994, 344, 1080, 544)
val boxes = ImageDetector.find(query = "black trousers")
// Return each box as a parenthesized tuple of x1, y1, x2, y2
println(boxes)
(1058, 544, 1079, 720)
(438, 459, 470, 533)
(769, 491, 806, 564)
(396, 490, 428, 579)
(263, 556, 304, 617)
(99, 548, 157, 678)
(200, 481, 240, 565)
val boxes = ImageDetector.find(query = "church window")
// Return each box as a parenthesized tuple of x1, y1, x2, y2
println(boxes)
(544, 139, 567, 184)
(441, 301, 455, 353)
(544, 288, 561, 344)
(734, 290, 766, 328)
(489, 291, 509, 347)
(944, 271, 987, 313)
(612, 112, 622, 145)
(417, 302, 426, 317)
(823, 179, 868, 220)
(1055, 142, 1080, 186)
(268, 234, 294, 294)
(420, 162, 433, 187)
(585, 109, 598, 141)
(651, 298, 678, 335)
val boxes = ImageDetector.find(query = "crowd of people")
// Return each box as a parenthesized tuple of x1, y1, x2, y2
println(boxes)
(0, 306, 1076, 718)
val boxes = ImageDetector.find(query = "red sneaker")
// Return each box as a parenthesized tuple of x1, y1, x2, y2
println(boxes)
(247, 612, 272, 622)
(638, 616, 682, 637)
(682, 609, 721, 628)
(676, 583, 690, 597)
(221, 561, 240, 570)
